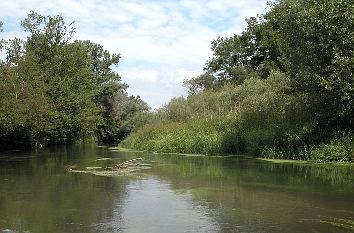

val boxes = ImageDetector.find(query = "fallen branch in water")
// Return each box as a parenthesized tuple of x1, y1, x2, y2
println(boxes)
(106, 158, 143, 170)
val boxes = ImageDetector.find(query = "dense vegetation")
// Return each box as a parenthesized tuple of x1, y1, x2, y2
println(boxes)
(121, 0, 354, 162)
(0, 12, 149, 150)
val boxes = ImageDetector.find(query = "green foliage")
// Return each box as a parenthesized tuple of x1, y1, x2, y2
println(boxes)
(205, 14, 284, 84)
(156, 97, 193, 122)
(269, 0, 354, 127)
(122, 0, 354, 163)
(21, 15, 102, 144)
(114, 93, 150, 142)
(310, 134, 354, 163)
(121, 118, 225, 155)
(79, 40, 127, 144)
(0, 44, 52, 148)
(183, 73, 216, 94)
(0, 12, 147, 150)
(122, 71, 314, 157)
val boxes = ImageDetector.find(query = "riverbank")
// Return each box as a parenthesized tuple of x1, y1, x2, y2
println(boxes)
(118, 116, 354, 163)
(111, 147, 354, 166)
(119, 0, 353, 165)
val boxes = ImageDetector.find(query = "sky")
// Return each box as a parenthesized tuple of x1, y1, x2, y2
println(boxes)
(0, 0, 269, 109)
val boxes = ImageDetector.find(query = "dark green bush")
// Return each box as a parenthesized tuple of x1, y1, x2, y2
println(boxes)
(310, 134, 354, 163)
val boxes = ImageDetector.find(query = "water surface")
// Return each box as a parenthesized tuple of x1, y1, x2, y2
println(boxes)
(0, 145, 353, 233)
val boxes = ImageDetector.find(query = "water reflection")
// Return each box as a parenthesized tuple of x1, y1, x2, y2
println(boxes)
(97, 178, 219, 233)
(0, 145, 130, 233)
(0, 145, 353, 233)
(145, 155, 354, 233)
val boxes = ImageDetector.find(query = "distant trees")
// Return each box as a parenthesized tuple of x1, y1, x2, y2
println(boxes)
(0, 12, 148, 150)
(183, 73, 216, 95)
(114, 93, 151, 140)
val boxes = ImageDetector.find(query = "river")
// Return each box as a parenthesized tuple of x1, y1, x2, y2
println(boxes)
(0, 144, 353, 233)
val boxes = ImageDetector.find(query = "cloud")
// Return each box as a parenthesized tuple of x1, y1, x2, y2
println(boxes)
(120, 67, 200, 110)
(0, 0, 269, 108)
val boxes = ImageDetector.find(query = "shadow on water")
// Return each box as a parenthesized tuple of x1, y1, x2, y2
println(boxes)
(0, 145, 353, 233)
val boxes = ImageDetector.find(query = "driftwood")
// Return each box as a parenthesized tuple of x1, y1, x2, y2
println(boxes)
(105, 158, 143, 170)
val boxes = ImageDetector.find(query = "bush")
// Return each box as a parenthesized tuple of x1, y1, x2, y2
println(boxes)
(310, 134, 354, 163)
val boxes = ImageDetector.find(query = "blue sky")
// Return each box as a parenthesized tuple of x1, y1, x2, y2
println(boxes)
(0, 0, 269, 109)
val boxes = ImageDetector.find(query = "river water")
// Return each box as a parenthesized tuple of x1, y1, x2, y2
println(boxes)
(0, 144, 353, 233)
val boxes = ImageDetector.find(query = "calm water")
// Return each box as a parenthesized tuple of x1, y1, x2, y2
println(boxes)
(0, 144, 354, 233)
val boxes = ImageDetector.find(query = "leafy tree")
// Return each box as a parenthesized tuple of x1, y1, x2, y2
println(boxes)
(205, 35, 252, 84)
(0, 21, 5, 52)
(0, 45, 51, 149)
(205, 15, 284, 85)
(19, 12, 100, 144)
(0, 12, 141, 149)
(3, 38, 24, 65)
(270, 0, 354, 128)
(114, 93, 150, 141)
(79, 40, 128, 143)
(183, 73, 216, 94)
(0, 12, 150, 149)
(21, 11, 75, 66)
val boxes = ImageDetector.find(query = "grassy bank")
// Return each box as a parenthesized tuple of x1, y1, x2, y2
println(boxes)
(120, 122, 353, 163)
(119, 75, 353, 163)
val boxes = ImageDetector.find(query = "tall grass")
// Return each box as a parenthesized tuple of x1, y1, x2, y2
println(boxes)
(121, 117, 226, 154)
(121, 71, 353, 162)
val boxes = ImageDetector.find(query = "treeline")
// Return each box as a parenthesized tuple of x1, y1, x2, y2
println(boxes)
(121, 0, 354, 162)
(0, 12, 149, 150)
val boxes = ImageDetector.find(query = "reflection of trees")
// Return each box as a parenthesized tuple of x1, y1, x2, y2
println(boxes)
(146, 155, 354, 233)
(0, 145, 130, 233)
(148, 155, 354, 194)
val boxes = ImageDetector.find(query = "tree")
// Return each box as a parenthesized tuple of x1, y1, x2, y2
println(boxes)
(21, 11, 75, 70)
(0, 12, 150, 149)
(2, 38, 24, 65)
(80, 40, 128, 143)
(0, 42, 52, 149)
(269, 0, 354, 128)
(0, 21, 4, 51)
(114, 93, 150, 141)
(183, 73, 216, 94)
(19, 12, 101, 144)
(204, 14, 284, 85)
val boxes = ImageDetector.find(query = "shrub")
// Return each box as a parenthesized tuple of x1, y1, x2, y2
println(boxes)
(310, 134, 354, 163)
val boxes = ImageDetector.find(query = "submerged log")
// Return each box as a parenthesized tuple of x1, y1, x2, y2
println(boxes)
(106, 158, 143, 170)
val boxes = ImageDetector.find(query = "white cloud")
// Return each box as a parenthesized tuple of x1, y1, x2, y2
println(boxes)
(120, 67, 199, 110)
(121, 69, 159, 82)
(0, 0, 269, 108)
